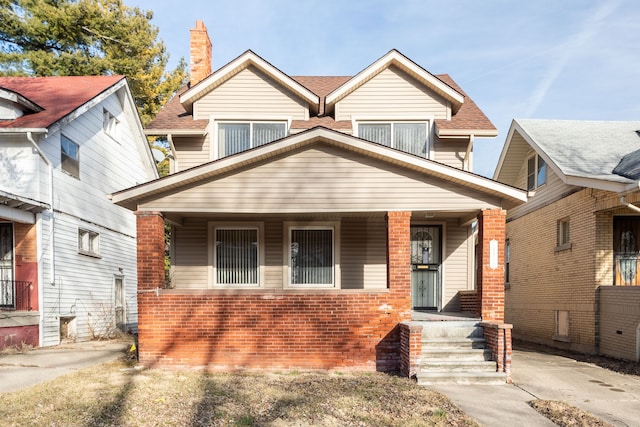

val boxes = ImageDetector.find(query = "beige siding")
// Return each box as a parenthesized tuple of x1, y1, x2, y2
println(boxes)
(495, 132, 530, 184)
(442, 219, 472, 310)
(141, 144, 502, 213)
(507, 150, 577, 220)
(433, 137, 467, 169)
(173, 135, 210, 171)
(335, 66, 449, 121)
(194, 66, 308, 120)
(172, 215, 387, 290)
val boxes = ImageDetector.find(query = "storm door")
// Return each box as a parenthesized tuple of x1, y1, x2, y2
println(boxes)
(0, 223, 14, 308)
(614, 217, 640, 285)
(114, 276, 125, 331)
(410, 225, 442, 310)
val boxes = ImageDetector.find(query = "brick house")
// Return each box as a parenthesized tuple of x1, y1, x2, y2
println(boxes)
(495, 119, 640, 361)
(0, 76, 158, 349)
(111, 21, 526, 379)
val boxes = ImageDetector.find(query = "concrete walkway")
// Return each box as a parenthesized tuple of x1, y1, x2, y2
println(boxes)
(434, 348, 640, 427)
(0, 339, 131, 393)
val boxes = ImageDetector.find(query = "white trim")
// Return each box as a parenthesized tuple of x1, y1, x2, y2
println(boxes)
(283, 221, 341, 289)
(180, 50, 319, 113)
(207, 221, 265, 289)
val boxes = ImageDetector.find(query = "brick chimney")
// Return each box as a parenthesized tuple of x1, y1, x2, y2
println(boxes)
(189, 20, 212, 87)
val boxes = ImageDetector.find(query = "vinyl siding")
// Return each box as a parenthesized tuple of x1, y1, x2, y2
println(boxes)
(173, 135, 210, 171)
(441, 219, 472, 311)
(335, 66, 449, 121)
(0, 135, 46, 203)
(433, 137, 468, 169)
(140, 144, 502, 213)
(194, 66, 308, 120)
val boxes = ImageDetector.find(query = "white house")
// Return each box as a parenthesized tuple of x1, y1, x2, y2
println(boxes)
(0, 75, 158, 348)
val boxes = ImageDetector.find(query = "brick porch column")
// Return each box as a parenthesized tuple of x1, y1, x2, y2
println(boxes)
(387, 211, 412, 320)
(476, 209, 506, 322)
(135, 211, 165, 291)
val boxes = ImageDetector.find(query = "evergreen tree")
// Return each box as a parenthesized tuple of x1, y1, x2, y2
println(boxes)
(0, 0, 187, 125)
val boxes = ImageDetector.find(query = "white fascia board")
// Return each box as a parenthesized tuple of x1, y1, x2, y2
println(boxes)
(112, 127, 527, 208)
(180, 51, 319, 112)
(0, 205, 35, 224)
(325, 50, 464, 107)
(144, 129, 207, 137)
(437, 128, 498, 138)
(492, 121, 517, 180)
(564, 175, 629, 192)
(0, 128, 48, 134)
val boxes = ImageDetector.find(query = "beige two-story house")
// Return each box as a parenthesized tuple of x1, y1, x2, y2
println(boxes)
(111, 21, 526, 377)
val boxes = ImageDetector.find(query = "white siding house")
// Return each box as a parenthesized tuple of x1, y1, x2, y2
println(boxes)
(0, 76, 158, 348)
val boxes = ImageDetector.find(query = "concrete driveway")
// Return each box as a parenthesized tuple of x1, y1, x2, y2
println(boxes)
(435, 348, 640, 427)
(0, 339, 131, 393)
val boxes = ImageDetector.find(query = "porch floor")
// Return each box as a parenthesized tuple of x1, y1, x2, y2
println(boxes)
(411, 311, 480, 321)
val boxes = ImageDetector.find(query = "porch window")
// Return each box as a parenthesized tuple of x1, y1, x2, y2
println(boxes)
(288, 225, 336, 287)
(61, 135, 80, 178)
(213, 226, 260, 286)
(217, 122, 287, 158)
(527, 153, 546, 191)
(78, 229, 100, 257)
(358, 122, 428, 157)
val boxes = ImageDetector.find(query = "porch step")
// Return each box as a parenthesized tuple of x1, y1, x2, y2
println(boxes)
(416, 320, 507, 385)
(417, 371, 507, 385)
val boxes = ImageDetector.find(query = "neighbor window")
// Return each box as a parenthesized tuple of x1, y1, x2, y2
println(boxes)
(78, 229, 100, 257)
(103, 109, 120, 139)
(61, 135, 79, 178)
(527, 153, 546, 191)
(213, 226, 260, 287)
(358, 122, 428, 157)
(288, 225, 336, 287)
(505, 239, 510, 286)
(556, 218, 571, 251)
(217, 122, 287, 158)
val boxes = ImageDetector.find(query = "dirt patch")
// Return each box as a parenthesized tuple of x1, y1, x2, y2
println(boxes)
(0, 360, 478, 426)
(529, 400, 614, 427)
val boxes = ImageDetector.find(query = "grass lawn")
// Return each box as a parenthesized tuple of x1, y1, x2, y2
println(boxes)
(0, 359, 478, 426)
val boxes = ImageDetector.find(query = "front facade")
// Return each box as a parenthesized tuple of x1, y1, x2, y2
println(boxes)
(0, 76, 158, 349)
(112, 21, 526, 372)
(495, 119, 640, 360)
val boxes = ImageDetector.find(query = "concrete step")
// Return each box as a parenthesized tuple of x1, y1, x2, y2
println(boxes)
(422, 348, 493, 361)
(417, 371, 507, 385)
(422, 337, 486, 349)
(420, 359, 498, 372)
(420, 321, 484, 339)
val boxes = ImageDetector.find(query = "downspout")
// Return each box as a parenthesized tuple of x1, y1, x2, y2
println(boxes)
(463, 134, 474, 172)
(27, 131, 54, 347)
(167, 133, 176, 173)
(620, 196, 640, 214)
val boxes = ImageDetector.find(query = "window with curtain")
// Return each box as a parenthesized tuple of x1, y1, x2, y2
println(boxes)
(218, 122, 287, 158)
(358, 122, 427, 157)
(215, 228, 259, 286)
(289, 227, 334, 286)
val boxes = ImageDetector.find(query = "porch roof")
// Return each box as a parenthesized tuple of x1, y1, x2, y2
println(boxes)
(0, 189, 49, 224)
(110, 127, 527, 213)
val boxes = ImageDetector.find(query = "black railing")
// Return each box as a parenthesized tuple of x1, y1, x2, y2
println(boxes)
(614, 254, 640, 286)
(0, 280, 33, 311)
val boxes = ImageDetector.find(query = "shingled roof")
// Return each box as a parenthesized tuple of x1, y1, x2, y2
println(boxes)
(0, 75, 124, 130)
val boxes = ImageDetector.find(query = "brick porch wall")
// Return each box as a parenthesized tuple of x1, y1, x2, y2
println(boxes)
(135, 211, 412, 371)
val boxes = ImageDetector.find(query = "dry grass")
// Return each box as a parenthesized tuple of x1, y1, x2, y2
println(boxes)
(0, 359, 478, 427)
(529, 400, 614, 427)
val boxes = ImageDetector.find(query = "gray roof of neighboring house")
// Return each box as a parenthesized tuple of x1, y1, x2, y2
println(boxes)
(516, 119, 640, 184)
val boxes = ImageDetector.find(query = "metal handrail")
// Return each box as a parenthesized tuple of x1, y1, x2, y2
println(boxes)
(0, 280, 33, 311)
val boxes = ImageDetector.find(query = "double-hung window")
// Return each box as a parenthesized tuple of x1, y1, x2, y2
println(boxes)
(217, 122, 287, 158)
(527, 154, 546, 191)
(61, 135, 80, 178)
(212, 224, 263, 287)
(287, 223, 339, 288)
(358, 122, 428, 157)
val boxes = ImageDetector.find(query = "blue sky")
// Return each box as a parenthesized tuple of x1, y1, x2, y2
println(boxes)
(126, 0, 640, 177)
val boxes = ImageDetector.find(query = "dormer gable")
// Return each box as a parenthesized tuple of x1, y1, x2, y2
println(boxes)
(325, 49, 464, 116)
(180, 50, 320, 116)
(0, 87, 44, 120)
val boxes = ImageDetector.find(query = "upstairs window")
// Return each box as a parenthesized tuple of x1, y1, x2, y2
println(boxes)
(103, 109, 120, 139)
(61, 135, 80, 178)
(527, 154, 546, 191)
(217, 122, 287, 158)
(358, 122, 428, 157)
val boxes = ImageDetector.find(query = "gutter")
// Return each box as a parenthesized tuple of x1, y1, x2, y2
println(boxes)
(620, 196, 640, 214)
(27, 131, 54, 347)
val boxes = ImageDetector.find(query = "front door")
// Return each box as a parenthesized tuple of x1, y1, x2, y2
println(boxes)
(410, 225, 442, 310)
(0, 223, 14, 308)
